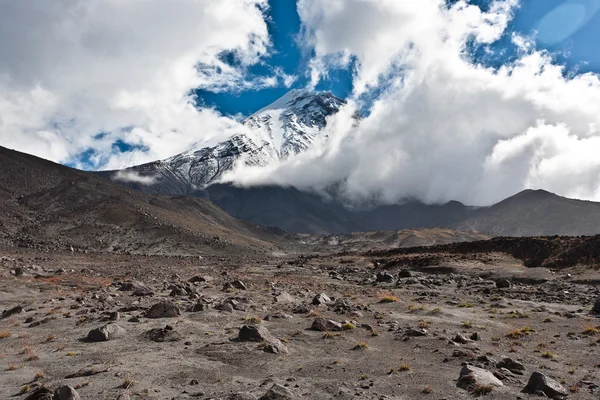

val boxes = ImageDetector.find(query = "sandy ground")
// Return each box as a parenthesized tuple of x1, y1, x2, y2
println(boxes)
(1, 248, 600, 399)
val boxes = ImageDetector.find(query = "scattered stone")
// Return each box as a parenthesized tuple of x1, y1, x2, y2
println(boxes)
(457, 365, 503, 390)
(231, 280, 248, 290)
(497, 358, 525, 375)
(25, 387, 54, 400)
(311, 317, 342, 331)
(189, 302, 209, 312)
(470, 332, 481, 341)
(522, 372, 568, 398)
(376, 272, 394, 283)
(259, 383, 295, 400)
(54, 385, 81, 400)
(239, 325, 272, 342)
(189, 276, 209, 283)
(144, 326, 183, 342)
(593, 298, 600, 314)
(108, 311, 120, 321)
(312, 293, 331, 305)
(1, 304, 23, 320)
(264, 313, 292, 321)
(215, 303, 235, 313)
(117, 395, 131, 400)
(453, 332, 470, 344)
(398, 269, 412, 278)
(403, 327, 428, 337)
(238, 325, 288, 354)
(146, 301, 181, 318)
(495, 279, 511, 289)
(86, 323, 126, 342)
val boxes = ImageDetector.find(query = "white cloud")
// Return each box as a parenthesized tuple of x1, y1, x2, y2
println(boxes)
(112, 170, 158, 185)
(0, 0, 273, 169)
(223, 0, 600, 205)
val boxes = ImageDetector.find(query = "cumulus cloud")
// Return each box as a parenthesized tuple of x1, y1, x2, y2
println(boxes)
(0, 0, 273, 169)
(224, 0, 600, 205)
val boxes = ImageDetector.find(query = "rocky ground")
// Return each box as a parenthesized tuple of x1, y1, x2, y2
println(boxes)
(1, 246, 600, 399)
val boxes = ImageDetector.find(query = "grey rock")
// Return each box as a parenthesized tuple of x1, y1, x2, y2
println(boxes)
(403, 327, 428, 337)
(311, 317, 342, 331)
(497, 358, 525, 374)
(146, 301, 180, 318)
(54, 385, 81, 400)
(189, 302, 209, 312)
(312, 293, 331, 305)
(453, 332, 470, 344)
(86, 323, 126, 342)
(522, 372, 568, 398)
(238, 325, 288, 355)
(224, 393, 257, 400)
(259, 383, 295, 400)
(457, 365, 504, 390)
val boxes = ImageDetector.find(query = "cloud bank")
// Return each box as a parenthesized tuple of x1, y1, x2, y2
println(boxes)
(224, 0, 600, 205)
(0, 0, 274, 169)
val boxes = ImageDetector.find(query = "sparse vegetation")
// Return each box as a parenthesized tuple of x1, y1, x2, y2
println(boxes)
(353, 342, 369, 350)
(541, 351, 554, 359)
(244, 316, 262, 325)
(398, 363, 411, 371)
(471, 384, 493, 395)
(342, 322, 356, 330)
(121, 378, 136, 389)
(0, 330, 11, 339)
(380, 295, 399, 303)
(462, 320, 474, 328)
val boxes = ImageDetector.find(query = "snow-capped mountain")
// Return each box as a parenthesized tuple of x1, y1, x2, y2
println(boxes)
(108, 89, 345, 195)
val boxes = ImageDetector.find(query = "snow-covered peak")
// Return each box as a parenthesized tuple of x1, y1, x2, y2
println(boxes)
(117, 90, 346, 194)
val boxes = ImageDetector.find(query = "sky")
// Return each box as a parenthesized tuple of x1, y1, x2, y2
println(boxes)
(3, 0, 600, 205)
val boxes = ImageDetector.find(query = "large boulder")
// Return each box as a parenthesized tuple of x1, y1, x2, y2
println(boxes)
(54, 385, 81, 400)
(146, 301, 181, 318)
(238, 325, 288, 355)
(259, 384, 295, 400)
(86, 323, 126, 342)
(311, 318, 342, 332)
(457, 365, 503, 391)
(376, 272, 394, 283)
(522, 372, 568, 398)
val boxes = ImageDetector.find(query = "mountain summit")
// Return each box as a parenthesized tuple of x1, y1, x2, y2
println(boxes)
(107, 90, 345, 195)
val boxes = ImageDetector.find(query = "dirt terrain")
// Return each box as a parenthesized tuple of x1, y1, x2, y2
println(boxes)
(2, 240, 600, 400)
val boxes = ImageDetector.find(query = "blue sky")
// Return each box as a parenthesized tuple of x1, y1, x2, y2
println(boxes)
(198, 0, 600, 118)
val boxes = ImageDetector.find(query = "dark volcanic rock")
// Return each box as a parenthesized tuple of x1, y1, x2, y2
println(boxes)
(54, 385, 81, 400)
(146, 301, 181, 318)
(25, 388, 54, 400)
(522, 371, 568, 398)
(144, 326, 183, 342)
(495, 279, 512, 289)
(593, 298, 600, 314)
(376, 272, 394, 283)
(86, 323, 126, 342)
(1, 304, 23, 320)
(497, 358, 525, 375)
(398, 269, 412, 278)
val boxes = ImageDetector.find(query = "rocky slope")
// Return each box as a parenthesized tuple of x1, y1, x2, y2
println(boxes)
(0, 146, 282, 255)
